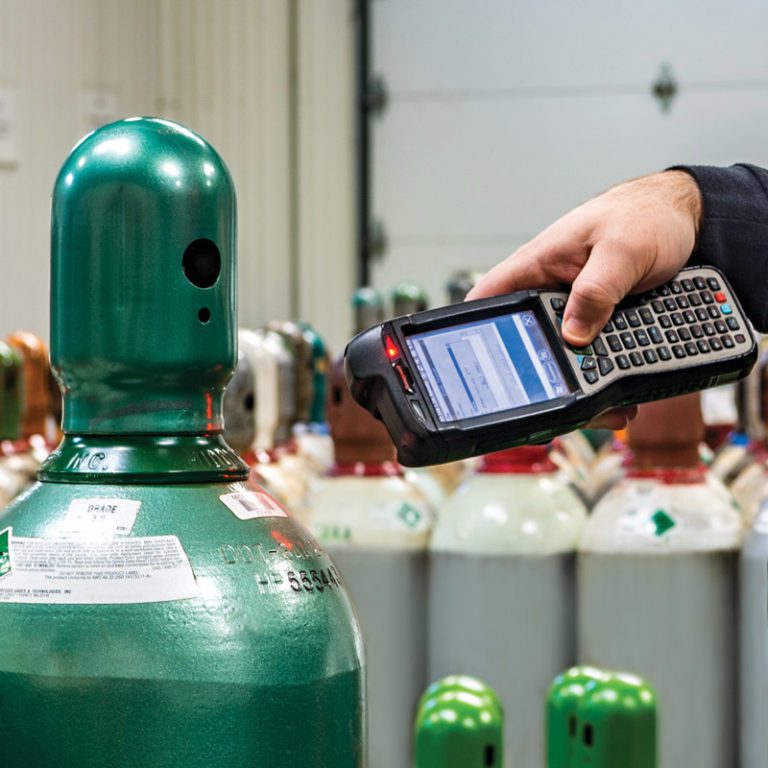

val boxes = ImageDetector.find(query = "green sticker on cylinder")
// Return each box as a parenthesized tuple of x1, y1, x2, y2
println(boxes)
(0, 527, 11, 580)
(651, 509, 676, 536)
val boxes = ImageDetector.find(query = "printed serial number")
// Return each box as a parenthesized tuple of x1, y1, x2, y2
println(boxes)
(286, 567, 343, 593)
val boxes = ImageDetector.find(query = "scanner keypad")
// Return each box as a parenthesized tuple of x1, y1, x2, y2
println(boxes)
(545, 267, 753, 391)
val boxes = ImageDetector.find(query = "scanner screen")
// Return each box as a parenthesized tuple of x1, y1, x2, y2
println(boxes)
(405, 310, 570, 423)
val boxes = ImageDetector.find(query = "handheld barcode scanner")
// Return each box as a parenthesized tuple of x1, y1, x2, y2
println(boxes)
(345, 266, 757, 467)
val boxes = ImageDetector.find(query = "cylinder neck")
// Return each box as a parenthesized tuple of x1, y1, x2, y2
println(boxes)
(479, 445, 556, 474)
(328, 461, 402, 478)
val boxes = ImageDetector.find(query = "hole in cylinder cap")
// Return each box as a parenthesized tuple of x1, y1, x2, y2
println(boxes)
(484, 745, 495, 765)
(244, 393, 254, 412)
(332, 386, 343, 405)
(183, 239, 221, 288)
(198, 308, 211, 324)
(584, 724, 594, 747)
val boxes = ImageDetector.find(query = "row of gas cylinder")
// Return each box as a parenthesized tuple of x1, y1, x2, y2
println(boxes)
(3, 281, 768, 768)
(211, 293, 768, 768)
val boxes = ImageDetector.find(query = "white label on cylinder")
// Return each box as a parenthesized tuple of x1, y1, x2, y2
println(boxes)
(57, 498, 141, 537)
(220, 490, 288, 520)
(0, 532, 199, 604)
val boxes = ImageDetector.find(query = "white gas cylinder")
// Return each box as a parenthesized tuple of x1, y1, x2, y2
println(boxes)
(579, 466, 742, 768)
(429, 445, 587, 768)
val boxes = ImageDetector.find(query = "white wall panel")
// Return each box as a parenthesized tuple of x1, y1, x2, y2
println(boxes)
(297, 0, 357, 353)
(0, 0, 161, 341)
(371, 0, 768, 307)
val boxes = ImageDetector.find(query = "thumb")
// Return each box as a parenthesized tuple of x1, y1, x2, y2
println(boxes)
(562, 243, 640, 346)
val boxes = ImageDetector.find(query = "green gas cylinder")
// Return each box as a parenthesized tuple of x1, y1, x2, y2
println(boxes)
(298, 321, 330, 425)
(391, 283, 428, 316)
(0, 118, 364, 767)
(414, 676, 503, 767)
(574, 673, 656, 768)
(547, 666, 610, 768)
(0, 341, 23, 440)
(352, 287, 384, 334)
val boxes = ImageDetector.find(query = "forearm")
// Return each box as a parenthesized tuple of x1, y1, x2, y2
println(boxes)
(672, 163, 768, 331)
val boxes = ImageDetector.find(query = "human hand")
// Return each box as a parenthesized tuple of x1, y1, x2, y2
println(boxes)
(467, 170, 702, 430)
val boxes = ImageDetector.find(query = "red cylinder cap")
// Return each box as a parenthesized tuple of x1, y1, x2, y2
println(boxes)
(326, 356, 396, 467)
(479, 444, 555, 474)
(628, 393, 704, 469)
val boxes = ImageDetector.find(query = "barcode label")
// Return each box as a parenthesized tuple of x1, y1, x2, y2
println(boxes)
(220, 491, 288, 521)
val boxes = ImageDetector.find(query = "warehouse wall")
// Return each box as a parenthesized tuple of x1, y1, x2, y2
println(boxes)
(0, 0, 356, 354)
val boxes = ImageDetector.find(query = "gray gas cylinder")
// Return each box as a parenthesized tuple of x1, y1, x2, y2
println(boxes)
(741, 503, 768, 768)
(307, 357, 433, 768)
(429, 445, 587, 768)
(578, 394, 742, 768)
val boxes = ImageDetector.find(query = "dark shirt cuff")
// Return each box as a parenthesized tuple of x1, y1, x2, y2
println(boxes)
(669, 164, 768, 331)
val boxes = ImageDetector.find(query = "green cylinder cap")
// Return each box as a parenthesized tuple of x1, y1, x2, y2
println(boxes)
(575, 673, 656, 768)
(415, 676, 503, 768)
(0, 341, 24, 441)
(298, 321, 330, 424)
(351, 287, 384, 334)
(50, 117, 237, 435)
(547, 666, 610, 768)
(391, 282, 429, 315)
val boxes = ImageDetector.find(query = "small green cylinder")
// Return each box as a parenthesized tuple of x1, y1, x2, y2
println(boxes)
(547, 666, 610, 768)
(575, 673, 656, 768)
(0, 341, 23, 441)
(391, 283, 428, 316)
(415, 676, 503, 768)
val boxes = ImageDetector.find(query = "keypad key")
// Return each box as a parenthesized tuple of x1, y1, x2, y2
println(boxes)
(598, 357, 614, 375)
(672, 345, 686, 359)
(658, 346, 672, 361)
(613, 314, 628, 330)
(584, 369, 599, 385)
(666, 330, 679, 343)
(634, 329, 650, 347)
(629, 351, 644, 367)
(695, 308, 709, 322)
(581, 357, 597, 370)
(688, 293, 702, 307)
(715, 320, 727, 334)
(735, 334, 747, 344)
(697, 339, 710, 353)
(690, 325, 703, 339)
(643, 349, 658, 364)
(708, 305, 721, 319)
(726, 317, 739, 331)
(722, 335, 735, 349)
(714, 292, 727, 303)
(681, 278, 695, 292)
(639, 308, 654, 325)
(659, 315, 672, 329)
(658, 286, 671, 296)
(607, 335, 622, 352)
(550, 298, 566, 312)
(701, 291, 714, 304)
(684, 342, 698, 356)
(693, 276, 707, 290)
(626, 310, 641, 327)
(710, 338, 722, 351)
(702, 323, 715, 336)
(721, 304, 733, 315)
(603, 321, 614, 333)
(616, 354, 630, 370)
(592, 337, 608, 356)
(707, 277, 721, 291)
(683, 310, 696, 324)
(676, 295, 690, 309)
(648, 327, 663, 344)
(664, 298, 678, 312)
(651, 300, 665, 314)
(670, 281, 682, 294)
(671, 312, 684, 326)
(620, 332, 636, 350)
(678, 328, 692, 342)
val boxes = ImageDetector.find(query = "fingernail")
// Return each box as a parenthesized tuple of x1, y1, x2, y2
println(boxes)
(563, 316, 594, 342)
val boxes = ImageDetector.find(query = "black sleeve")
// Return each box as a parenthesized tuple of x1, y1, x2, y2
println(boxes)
(670, 164, 768, 331)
